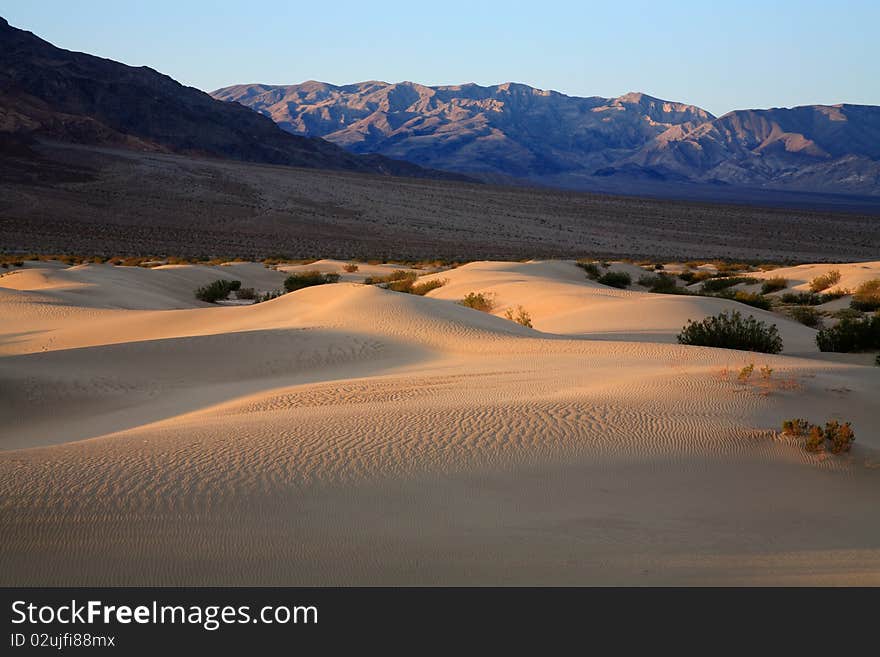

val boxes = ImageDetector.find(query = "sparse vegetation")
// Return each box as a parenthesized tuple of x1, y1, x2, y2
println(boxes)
(342, 263, 359, 273)
(194, 279, 241, 303)
(460, 292, 495, 312)
(678, 270, 714, 284)
(597, 271, 631, 289)
(809, 269, 841, 293)
(236, 287, 257, 300)
(254, 289, 284, 303)
(504, 305, 533, 328)
(364, 269, 446, 295)
(760, 277, 788, 294)
(738, 363, 755, 381)
(816, 313, 880, 352)
(782, 418, 856, 454)
(283, 270, 340, 292)
(850, 279, 880, 311)
(759, 365, 773, 379)
(727, 291, 773, 310)
(677, 310, 783, 354)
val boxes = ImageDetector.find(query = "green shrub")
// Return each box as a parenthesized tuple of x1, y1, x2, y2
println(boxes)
(236, 287, 257, 300)
(816, 314, 880, 352)
(850, 279, 880, 312)
(761, 277, 788, 294)
(597, 271, 631, 289)
(283, 270, 340, 292)
(788, 306, 822, 328)
(677, 310, 783, 353)
(809, 269, 841, 293)
(195, 279, 241, 303)
(255, 289, 284, 303)
(576, 260, 602, 280)
(504, 305, 533, 327)
(825, 421, 855, 454)
(700, 276, 751, 293)
(460, 292, 495, 312)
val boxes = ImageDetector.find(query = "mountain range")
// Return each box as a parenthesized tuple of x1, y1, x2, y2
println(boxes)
(213, 81, 880, 195)
(0, 17, 462, 180)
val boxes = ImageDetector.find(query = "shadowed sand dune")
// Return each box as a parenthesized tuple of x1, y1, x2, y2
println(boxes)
(1, 260, 879, 585)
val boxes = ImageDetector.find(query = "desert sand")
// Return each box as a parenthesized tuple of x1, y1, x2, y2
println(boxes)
(1, 259, 879, 585)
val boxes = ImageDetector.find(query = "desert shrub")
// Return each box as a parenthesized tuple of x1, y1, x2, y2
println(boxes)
(410, 278, 447, 296)
(699, 276, 751, 293)
(729, 291, 772, 310)
(809, 269, 841, 293)
(654, 263, 665, 270)
(761, 277, 788, 294)
(342, 263, 359, 273)
(738, 363, 755, 381)
(780, 291, 823, 305)
(831, 308, 863, 321)
(781, 418, 811, 437)
(576, 260, 602, 280)
(759, 364, 773, 379)
(386, 272, 419, 292)
(815, 314, 880, 352)
(805, 425, 825, 453)
(677, 310, 783, 354)
(283, 270, 340, 292)
(504, 305, 533, 328)
(850, 279, 880, 311)
(825, 421, 855, 454)
(788, 306, 822, 328)
(876, 354, 880, 366)
(364, 270, 416, 286)
(254, 289, 284, 303)
(460, 292, 495, 312)
(715, 262, 751, 274)
(678, 270, 713, 284)
(597, 271, 631, 289)
(236, 287, 257, 300)
(638, 273, 679, 293)
(194, 279, 241, 303)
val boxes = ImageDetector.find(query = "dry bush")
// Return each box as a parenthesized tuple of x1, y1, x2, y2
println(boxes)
(283, 271, 340, 292)
(460, 292, 496, 312)
(504, 305, 533, 327)
(342, 263, 359, 273)
(410, 278, 447, 296)
(781, 418, 811, 437)
(738, 363, 755, 382)
(236, 287, 257, 300)
(788, 306, 822, 328)
(761, 277, 788, 294)
(809, 269, 841, 292)
(851, 279, 880, 311)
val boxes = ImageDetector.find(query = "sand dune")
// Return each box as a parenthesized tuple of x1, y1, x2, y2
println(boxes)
(1, 259, 878, 585)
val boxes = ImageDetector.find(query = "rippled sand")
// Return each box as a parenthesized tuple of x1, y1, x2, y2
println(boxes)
(1, 259, 878, 585)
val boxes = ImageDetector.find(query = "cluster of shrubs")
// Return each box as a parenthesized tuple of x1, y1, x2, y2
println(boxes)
(677, 310, 783, 354)
(342, 263, 359, 273)
(460, 292, 495, 312)
(195, 279, 241, 303)
(284, 271, 340, 292)
(677, 270, 714, 284)
(779, 291, 842, 305)
(715, 290, 772, 310)
(364, 270, 446, 295)
(781, 418, 855, 454)
(816, 312, 880, 352)
(699, 276, 752, 293)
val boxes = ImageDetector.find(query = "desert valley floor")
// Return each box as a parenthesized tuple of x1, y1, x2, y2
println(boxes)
(1, 258, 879, 585)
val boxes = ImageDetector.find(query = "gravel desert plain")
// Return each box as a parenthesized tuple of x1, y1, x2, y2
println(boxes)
(2, 247, 879, 585)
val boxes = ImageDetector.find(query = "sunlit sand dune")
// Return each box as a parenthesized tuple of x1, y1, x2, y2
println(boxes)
(1, 260, 878, 585)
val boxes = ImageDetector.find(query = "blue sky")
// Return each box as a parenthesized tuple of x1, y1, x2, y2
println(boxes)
(4, 0, 877, 116)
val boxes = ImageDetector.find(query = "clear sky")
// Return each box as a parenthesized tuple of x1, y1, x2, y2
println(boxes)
(4, 0, 877, 116)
